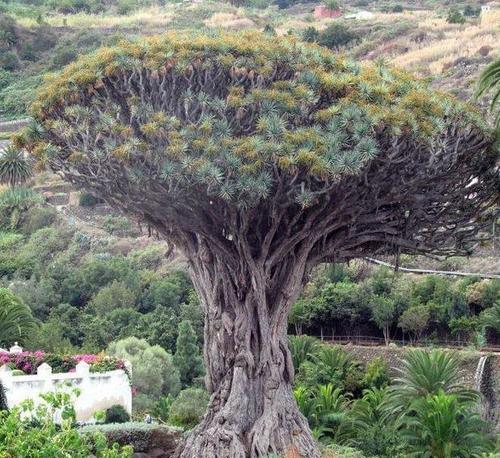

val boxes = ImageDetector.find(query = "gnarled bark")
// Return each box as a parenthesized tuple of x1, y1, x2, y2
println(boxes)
(175, 244, 320, 458)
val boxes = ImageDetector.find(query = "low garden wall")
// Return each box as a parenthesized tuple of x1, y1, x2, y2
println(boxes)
(0, 348, 132, 422)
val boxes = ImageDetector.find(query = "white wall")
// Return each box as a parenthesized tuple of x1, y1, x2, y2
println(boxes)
(0, 361, 132, 422)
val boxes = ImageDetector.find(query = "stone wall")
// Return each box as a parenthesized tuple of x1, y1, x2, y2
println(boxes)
(0, 361, 132, 422)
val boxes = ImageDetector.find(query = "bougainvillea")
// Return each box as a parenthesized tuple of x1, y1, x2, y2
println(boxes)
(0, 351, 125, 375)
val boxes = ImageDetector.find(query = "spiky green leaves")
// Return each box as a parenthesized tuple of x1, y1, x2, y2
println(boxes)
(27, 32, 495, 216)
(0, 146, 32, 188)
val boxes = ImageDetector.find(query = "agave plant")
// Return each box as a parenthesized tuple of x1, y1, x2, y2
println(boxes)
(0, 187, 43, 230)
(476, 58, 500, 128)
(385, 349, 479, 416)
(0, 146, 32, 188)
(0, 287, 38, 347)
(402, 390, 493, 458)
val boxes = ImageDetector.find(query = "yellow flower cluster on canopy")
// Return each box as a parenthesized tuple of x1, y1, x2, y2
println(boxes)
(26, 29, 494, 201)
(32, 30, 484, 138)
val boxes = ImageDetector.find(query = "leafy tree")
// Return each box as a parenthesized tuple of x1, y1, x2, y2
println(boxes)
(25, 32, 498, 457)
(477, 57, 500, 128)
(0, 146, 32, 188)
(0, 288, 37, 347)
(89, 280, 138, 315)
(398, 305, 430, 343)
(371, 295, 396, 345)
(107, 337, 181, 411)
(173, 320, 204, 387)
(401, 391, 493, 457)
(289, 299, 309, 335)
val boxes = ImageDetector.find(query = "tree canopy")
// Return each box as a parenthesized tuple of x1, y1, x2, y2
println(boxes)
(21, 31, 499, 458)
(24, 31, 498, 266)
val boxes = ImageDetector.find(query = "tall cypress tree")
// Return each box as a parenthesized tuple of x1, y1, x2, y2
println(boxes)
(174, 320, 204, 387)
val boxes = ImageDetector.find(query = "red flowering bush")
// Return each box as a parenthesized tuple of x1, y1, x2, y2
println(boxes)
(0, 351, 126, 375)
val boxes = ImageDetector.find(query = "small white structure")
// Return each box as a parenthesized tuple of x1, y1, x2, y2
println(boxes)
(0, 347, 131, 422)
(9, 342, 22, 354)
(345, 10, 375, 20)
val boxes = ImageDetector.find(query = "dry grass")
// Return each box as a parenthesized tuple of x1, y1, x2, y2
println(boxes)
(17, 7, 174, 29)
(390, 10, 500, 75)
(204, 12, 255, 29)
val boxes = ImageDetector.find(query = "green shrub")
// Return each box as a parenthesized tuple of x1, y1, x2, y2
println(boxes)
(168, 388, 209, 429)
(79, 192, 101, 206)
(52, 45, 78, 68)
(0, 74, 42, 118)
(21, 206, 57, 235)
(0, 69, 12, 90)
(107, 337, 181, 411)
(90, 280, 138, 315)
(105, 405, 130, 424)
(392, 4, 403, 12)
(0, 15, 18, 48)
(318, 23, 359, 50)
(0, 51, 19, 72)
(447, 8, 466, 24)
(153, 395, 174, 423)
(0, 390, 133, 457)
(0, 381, 8, 411)
(302, 26, 320, 43)
(103, 215, 134, 236)
(361, 357, 391, 390)
(79, 422, 181, 454)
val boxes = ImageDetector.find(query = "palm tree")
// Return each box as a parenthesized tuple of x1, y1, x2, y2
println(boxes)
(0, 288, 37, 347)
(288, 335, 319, 372)
(0, 145, 32, 188)
(385, 349, 479, 416)
(338, 388, 403, 456)
(481, 301, 500, 334)
(402, 390, 493, 458)
(476, 58, 500, 128)
(294, 383, 349, 442)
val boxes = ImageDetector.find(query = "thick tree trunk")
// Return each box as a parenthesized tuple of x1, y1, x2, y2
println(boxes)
(175, 250, 320, 458)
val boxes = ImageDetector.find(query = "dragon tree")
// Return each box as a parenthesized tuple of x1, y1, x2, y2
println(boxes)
(22, 32, 498, 458)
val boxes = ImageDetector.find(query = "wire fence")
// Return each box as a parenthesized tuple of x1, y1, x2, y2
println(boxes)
(306, 334, 500, 352)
